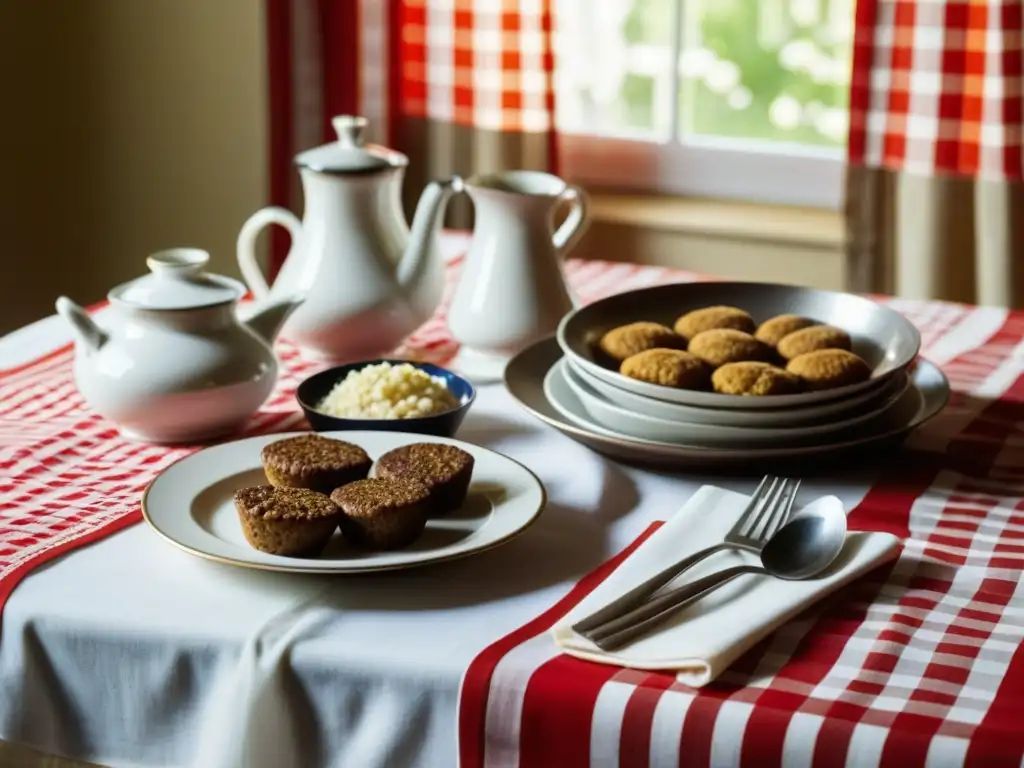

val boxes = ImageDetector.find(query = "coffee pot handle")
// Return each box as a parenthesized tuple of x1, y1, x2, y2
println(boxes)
(236, 207, 304, 299)
(553, 184, 591, 257)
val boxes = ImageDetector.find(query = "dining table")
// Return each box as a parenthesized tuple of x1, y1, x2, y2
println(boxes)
(2, 234, 1024, 768)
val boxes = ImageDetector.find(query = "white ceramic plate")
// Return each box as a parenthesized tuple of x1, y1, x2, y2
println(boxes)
(544, 361, 921, 451)
(554, 359, 911, 446)
(566, 357, 905, 428)
(506, 338, 949, 467)
(142, 431, 547, 573)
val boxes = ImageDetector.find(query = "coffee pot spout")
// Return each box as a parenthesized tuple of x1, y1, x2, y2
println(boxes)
(243, 294, 305, 346)
(397, 175, 464, 321)
(55, 297, 108, 354)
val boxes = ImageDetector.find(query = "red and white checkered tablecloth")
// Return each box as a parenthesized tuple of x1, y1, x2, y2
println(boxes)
(457, 297, 1024, 767)
(0, 258, 679, 618)
(3, 258, 1024, 766)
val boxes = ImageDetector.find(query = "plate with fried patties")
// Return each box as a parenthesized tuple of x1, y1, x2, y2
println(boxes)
(512, 338, 948, 467)
(142, 431, 546, 573)
(557, 281, 920, 409)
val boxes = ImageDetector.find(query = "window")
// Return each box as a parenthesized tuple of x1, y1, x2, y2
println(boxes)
(555, 0, 853, 208)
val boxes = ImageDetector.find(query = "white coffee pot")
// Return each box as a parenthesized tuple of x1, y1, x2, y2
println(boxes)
(237, 115, 462, 362)
(55, 249, 303, 444)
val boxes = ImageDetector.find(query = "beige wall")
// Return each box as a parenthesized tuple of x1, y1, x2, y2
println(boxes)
(0, 0, 268, 333)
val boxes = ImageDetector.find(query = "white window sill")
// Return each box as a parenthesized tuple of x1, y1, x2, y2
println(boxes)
(587, 193, 845, 250)
(561, 134, 845, 210)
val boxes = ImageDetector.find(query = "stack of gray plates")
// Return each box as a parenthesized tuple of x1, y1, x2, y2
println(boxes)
(504, 282, 950, 468)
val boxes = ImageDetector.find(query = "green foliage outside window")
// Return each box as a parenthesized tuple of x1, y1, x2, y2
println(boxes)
(620, 0, 851, 147)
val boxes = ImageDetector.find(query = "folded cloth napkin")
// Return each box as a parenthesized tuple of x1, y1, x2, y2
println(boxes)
(553, 485, 900, 687)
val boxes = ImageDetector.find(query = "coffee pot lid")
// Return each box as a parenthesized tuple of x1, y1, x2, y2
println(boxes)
(294, 116, 406, 173)
(109, 249, 245, 309)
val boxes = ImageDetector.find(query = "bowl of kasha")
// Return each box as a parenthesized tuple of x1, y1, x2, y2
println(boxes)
(556, 282, 921, 411)
(297, 359, 475, 437)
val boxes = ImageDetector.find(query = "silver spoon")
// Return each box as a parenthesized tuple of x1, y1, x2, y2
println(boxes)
(586, 497, 848, 651)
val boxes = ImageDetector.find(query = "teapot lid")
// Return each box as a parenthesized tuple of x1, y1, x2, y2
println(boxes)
(294, 116, 407, 173)
(109, 249, 245, 309)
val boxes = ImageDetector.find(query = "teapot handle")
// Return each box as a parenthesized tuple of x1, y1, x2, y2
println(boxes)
(236, 207, 303, 299)
(553, 184, 591, 257)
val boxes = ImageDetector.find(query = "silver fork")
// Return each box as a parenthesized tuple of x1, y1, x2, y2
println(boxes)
(582, 477, 802, 648)
(572, 475, 801, 638)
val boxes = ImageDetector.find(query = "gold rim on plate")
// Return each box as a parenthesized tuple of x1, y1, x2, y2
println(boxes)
(140, 431, 548, 574)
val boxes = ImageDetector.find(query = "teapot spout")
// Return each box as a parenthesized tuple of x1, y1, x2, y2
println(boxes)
(243, 294, 305, 346)
(55, 297, 107, 354)
(397, 175, 464, 321)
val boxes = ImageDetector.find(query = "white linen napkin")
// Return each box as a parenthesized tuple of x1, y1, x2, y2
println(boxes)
(553, 485, 900, 687)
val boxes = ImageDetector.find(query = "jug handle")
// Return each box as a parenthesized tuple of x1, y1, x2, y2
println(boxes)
(553, 184, 591, 257)
(236, 207, 303, 299)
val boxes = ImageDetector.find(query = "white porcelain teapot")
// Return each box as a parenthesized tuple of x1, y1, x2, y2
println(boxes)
(55, 249, 303, 444)
(237, 115, 462, 362)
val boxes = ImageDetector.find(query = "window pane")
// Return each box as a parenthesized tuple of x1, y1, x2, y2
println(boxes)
(679, 0, 852, 148)
(555, 0, 673, 139)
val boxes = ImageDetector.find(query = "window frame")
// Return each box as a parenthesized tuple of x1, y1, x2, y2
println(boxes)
(555, 0, 850, 211)
(558, 134, 846, 210)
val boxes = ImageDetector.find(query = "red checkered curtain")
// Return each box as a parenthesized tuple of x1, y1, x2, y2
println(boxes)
(388, 0, 559, 223)
(265, 0, 361, 272)
(845, 0, 1024, 306)
(266, 0, 559, 245)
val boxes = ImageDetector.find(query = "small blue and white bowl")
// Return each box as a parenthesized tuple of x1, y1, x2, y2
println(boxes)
(295, 359, 476, 438)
